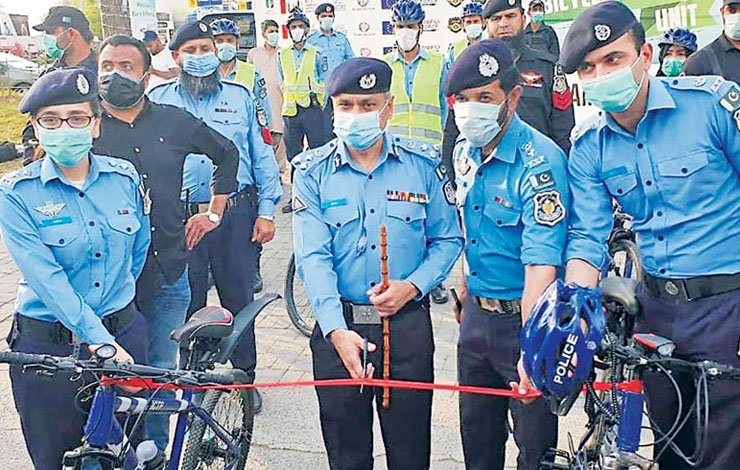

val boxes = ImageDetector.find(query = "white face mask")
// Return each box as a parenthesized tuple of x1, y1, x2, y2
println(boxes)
(395, 27, 419, 52)
(265, 31, 279, 47)
(290, 27, 306, 43)
(725, 13, 740, 40)
(465, 23, 483, 40)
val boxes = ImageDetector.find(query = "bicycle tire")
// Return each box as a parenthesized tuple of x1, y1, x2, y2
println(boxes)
(608, 238, 644, 282)
(284, 254, 315, 337)
(180, 387, 255, 470)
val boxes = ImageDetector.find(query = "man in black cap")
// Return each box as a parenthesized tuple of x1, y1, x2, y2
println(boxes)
(683, 0, 740, 83)
(292, 57, 462, 469)
(22, 6, 97, 166)
(445, 38, 567, 470)
(524, 0, 560, 57)
(560, 2, 740, 469)
(483, 0, 574, 153)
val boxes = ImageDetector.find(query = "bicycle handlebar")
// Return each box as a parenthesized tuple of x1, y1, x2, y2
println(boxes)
(0, 350, 238, 386)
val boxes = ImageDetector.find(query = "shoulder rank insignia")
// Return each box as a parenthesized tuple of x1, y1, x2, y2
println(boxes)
(720, 85, 740, 112)
(34, 201, 65, 218)
(435, 162, 447, 181)
(533, 190, 565, 226)
(710, 76, 725, 94)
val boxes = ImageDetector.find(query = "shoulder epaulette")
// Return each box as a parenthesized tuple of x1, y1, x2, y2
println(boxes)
(97, 156, 139, 181)
(570, 112, 604, 144)
(0, 162, 40, 188)
(669, 76, 740, 111)
(292, 139, 336, 173)
(391, 135, 440, 162)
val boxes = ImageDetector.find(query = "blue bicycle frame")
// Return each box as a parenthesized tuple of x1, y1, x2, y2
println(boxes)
(83, 385, 240, 470)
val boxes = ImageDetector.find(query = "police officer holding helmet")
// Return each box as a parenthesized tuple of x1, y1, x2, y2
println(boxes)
(484, 0, 574, 154)
(561, 2, 740, 468)
(1, 68, 150, 469)
(292, 57, 463, 469)
(446, 38, 568, 470)
(656, 27, 698, 77)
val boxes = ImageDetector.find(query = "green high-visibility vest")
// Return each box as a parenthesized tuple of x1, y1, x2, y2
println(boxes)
(452, 39, 469, 61)
(384, 51, 444, 143)
(279, 45, 324, 117)
(233, 60, 256, 90)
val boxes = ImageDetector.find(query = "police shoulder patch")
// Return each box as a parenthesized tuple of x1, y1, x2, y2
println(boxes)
(533, 190, 565, 226)
(443, 180, 456, 205)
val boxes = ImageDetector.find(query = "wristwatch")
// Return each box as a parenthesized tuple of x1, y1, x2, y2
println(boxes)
(258, 215, 275, 222)
(206, 211, 221, 225)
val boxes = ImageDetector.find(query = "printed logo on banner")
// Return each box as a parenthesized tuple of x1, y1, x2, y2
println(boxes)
(357, 0, 370, 6)
(381, 0, 396, 9)
(420, 0, 438, 5)
(383, 46, 395, 55)
(422, 44, 441, 53)
(360, 47, 372, 56)
(423, 19, 440, 31)
(352, 0, 373, 10)
(448, 17, 463, 33)
(382, 21, 394, 35)
(356, 21, 375, 36)
(447, 0, 464, 7)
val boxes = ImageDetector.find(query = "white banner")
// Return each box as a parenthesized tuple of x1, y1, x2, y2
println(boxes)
(131, 0, 159, 39)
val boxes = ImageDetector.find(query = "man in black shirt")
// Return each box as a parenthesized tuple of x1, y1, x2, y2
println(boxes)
(22, 6, 98, 166)
(683, 0, 740, 83)
(93, 35, 239, 452)
(524, 0, 560, 57)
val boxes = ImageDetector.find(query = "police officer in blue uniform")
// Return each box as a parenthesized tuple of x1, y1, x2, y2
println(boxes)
(445, 39, 568, 470)
(484, 0, 575, 154)
(293, 57, 463, 470)
(1, 68, 150, 469)
(148, 22, 282, 409)
(561, 3, 740, 469)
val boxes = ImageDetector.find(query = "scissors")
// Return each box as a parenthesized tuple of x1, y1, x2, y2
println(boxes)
(360, 337, 368, 394)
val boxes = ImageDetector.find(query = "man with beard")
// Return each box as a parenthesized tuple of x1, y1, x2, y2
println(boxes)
(148, 21, 282, 413)
(93, 34, 239, 452)
(484, 0, 574, 154)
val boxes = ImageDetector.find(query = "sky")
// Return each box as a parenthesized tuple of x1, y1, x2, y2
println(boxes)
(1, 0, 59, 32)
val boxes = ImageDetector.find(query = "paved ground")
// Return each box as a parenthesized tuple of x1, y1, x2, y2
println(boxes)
(0, 198, 594, 469)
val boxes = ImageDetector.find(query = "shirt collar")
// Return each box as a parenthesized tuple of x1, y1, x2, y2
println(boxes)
(334, 133, 397, 173)
(603, 77, 675, 133)
(103, 97, 152, 126)
(391, 47, 428, 64)
(719, 34, 736, 51)
(40, 152, 100, 186)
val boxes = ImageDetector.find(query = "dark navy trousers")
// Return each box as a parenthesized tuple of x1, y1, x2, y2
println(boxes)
(8, 312, 148, 470)
(637, 283, 740, 470)
(187, 199, 257, 381)
(311, 300, 434, 470)
(457, 296, 557, 470)
(283, 104, 330, 162)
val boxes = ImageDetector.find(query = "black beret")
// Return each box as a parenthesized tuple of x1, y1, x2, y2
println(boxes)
(482, 0, 522, 18)
(19, 67, 97, 115)
(724, 0, 739, 5)
(169, 21, 213, 51)
(327, 58, 392, 96)
(444, 39, 515, 96)
(33, 6, 90, 33)
(315, 3, 335, 15)
(560, 1, 638, 74)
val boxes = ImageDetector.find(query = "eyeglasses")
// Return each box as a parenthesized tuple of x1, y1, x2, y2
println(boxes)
(36, 115, 95, 130)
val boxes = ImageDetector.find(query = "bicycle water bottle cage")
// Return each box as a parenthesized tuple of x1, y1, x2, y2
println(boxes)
(171, 306, 235, 343)
(633, 333, 676, 357)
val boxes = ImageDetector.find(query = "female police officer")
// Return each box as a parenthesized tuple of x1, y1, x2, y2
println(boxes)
(0, 67, 150, 469)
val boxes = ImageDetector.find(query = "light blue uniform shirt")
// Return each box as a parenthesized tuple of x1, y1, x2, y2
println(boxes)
(454, 115, 569, 300)
(225, 64, 272, 127)
(567, 76, 740, 278)
(148, 79, 282, 216)
(306, 29, 354, 77)
(292, 134, 463, 337)
(387, 48, 450, 129)
(0, 154, 150, 345)
(277, 45, 328, 86)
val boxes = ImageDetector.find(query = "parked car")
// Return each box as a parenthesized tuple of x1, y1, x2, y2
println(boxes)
(0, 52, 40, 93)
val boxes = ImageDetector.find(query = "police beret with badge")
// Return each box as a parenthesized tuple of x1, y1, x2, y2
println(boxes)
(443, 39, 516, 96)
(326, 57, 393, 96)
(560, 1, 638, 74)
(19, 67, 96, 115)
(482, 0, 522, 19)
(169, 20, 213, 51)
(315, 3, 335, 15)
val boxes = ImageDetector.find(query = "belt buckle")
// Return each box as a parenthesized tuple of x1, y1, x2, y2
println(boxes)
(664, 281, 680, 296)
(352, 305, 381, 325)
(479, 297, 503, 314)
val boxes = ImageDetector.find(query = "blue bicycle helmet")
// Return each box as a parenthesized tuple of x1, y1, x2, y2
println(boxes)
(521, 280, 606, 414)
(391, 0, 425, 26)
(462, 2, 484, 18)
(658, 28, 697, 53)
(210, 18, 240, 37)
(287, 9, 310, 28)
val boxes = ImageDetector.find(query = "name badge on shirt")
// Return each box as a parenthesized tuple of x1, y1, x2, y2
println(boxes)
(321, 198, 348, 210)
(41, 216, 73, 227)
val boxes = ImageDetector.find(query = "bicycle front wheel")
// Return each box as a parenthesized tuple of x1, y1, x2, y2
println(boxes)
(181, 387, 255, 470)
(284, 254, 315, 337)
(608, 239, 644, 281)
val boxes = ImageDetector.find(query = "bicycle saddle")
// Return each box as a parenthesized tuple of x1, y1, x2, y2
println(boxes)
(601, 277, 641, 317)
(170, 306, 234, 342)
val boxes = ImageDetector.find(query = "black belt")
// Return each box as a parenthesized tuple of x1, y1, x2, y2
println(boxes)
(187, 186, 257, 218)
(340, 297, 429, 325)
(14, 303, 136, 345)
(644, 272, 740, 302)
(473, 296, 522, 315)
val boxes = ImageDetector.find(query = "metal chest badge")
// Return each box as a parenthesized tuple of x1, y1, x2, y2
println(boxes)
(139, 182, 152, 215)
(34, 201, 66, 218)
(533, 190, 565, 226)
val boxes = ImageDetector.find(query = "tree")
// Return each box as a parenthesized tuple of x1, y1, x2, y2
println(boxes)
(61, 0, 104, 39)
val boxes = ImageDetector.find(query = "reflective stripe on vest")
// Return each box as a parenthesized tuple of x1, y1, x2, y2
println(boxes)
(234, 61, 256, 90)
(280, 46, 325, 117)
(384, 52, 444, 143)
(453, 39, 468, 61)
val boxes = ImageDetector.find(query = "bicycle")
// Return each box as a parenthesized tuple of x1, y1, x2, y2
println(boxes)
(1, 294, 280, 470)
(606, 210, 643, 281)
(539, 277, 740, 469)
(284, 254, 315, 337)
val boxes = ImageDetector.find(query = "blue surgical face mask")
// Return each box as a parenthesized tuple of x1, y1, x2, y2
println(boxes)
(334, 102, 388, 150)
(581, 58, 645, 113)
(465, 23, 483, 40)
(266, 31, 279, 47)
(660, 57, 685, 77)
(454, 100, 506, 148)
(182, 52, 220, 77)
(320, 17, 334, 31)
(531, 12, 545, 23)
(37, 126, 93, 168)
(216, 42, 237, 62)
